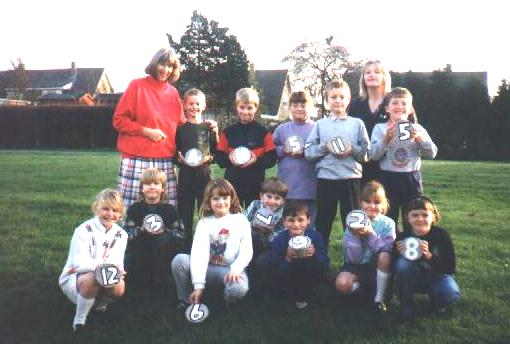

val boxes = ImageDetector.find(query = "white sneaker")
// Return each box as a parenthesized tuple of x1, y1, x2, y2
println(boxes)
(295, 301, 308, 309)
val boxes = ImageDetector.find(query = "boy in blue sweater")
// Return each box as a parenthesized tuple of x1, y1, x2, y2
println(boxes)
(271, 200, 329, 309)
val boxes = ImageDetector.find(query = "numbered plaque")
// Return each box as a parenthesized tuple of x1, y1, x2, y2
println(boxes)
(185, 303, 210, 323)
(288, 235, 311, 259)
(143, 214, 165, 235)
(252, 207, 276, 230)
(345, 210, 370, 232)
(184, 148, 204, 167)
(397, 121, 413, 142)
(285, 135, 305, 154)
(95, 263, 121, 288)
(402, 237, 423, 261)
(232, 146, 251, 165)
(327, 137, 349, 155)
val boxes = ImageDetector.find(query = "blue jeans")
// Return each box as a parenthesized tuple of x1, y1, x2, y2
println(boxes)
(395, 257, 460, 314)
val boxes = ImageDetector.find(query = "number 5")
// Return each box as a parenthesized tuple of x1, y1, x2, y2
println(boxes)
(398, 122, 411, 141)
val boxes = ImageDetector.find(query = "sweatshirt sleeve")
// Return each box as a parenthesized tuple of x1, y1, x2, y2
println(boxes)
(230, 215, 253, 274)
(312, 231, 329, 268)
(273, 126, 287, 158)
(344, 232, 364, 264)
(105, 229, 128, 271)
(215, 131, 231, 169)
(304, 121, 328, 161)
(351, 121, 370, 163)
(190, 219, 211, 290)
(429, 229, 456, 274)
(71, 228, 99, 273)
(255, 132, 277, 169)
(112, 80, 145, 135)
(367, 218, 396, 253)
(370, 124, 388, 161)
(416, 125, 438, 159)
(271, 232, 288, 268)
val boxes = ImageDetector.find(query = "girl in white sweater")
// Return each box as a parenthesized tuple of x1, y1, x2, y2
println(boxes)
(171, 179, 253, 308)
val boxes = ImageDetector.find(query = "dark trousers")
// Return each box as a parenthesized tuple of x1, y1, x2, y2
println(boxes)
(124, 232, 180, 291)
(379, 170, 422, 227)
(273, 256, 326, 300)
(316, 178, 360, 249)
(177, 167, 211, 242)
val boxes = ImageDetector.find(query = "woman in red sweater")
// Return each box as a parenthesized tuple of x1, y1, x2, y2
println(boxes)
(113, 48, 186, 208)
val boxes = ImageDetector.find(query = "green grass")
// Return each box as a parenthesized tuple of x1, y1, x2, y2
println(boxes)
(1, 150, 509, 343)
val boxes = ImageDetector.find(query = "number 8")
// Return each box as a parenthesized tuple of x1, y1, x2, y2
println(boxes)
(404, 238, 421, 260)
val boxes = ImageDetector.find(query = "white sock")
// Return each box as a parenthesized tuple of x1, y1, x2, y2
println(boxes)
(73, 295, 95, 327)
(374, 269, 390, 303)
(350, 281, 360, 294)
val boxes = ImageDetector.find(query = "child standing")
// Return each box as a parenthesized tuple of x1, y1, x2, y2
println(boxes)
(335, 181, 396, 312)
(305, 80, 370, 249)
(394, 197, 460, 319)
(371, 87, 437, 227)
(176, 88, 219, 240)
(273, 90, 317, 224)
(216, 88, 277, 208)
(171, 179, 253, 308)
(123, 168, 187, 292)
(59, 189, 127, 333)
(271, 200, 329, 309)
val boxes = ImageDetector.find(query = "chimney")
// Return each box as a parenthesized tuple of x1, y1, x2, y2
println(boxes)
(71, 62, 76, 70)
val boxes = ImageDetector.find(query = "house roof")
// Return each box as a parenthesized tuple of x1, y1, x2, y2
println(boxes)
(255, 70, 288, 116)
(0, 68, 106, 96)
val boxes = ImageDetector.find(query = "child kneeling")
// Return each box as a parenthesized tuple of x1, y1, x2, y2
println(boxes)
(58, 189, 127, 333)
(270, 200, 329, 309)
(394, 196, 460, 319)
(171, 179, 253, 308)
(123, 168, 187, 292)
(335, 181, 396, 312)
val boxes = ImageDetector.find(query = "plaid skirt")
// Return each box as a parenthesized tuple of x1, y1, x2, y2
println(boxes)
(118, 157, 177, 208)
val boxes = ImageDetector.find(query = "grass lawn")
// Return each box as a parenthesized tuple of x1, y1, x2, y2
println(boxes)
(0, 150, 509, 343)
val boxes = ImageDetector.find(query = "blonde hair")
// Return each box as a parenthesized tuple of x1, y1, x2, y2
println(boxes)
(236, 87, 259, 107)
(324, 79, 351, 101)
(184, 88, 206, 103)
(359, 181, 390, 215)
(145, 48, 181, 83)
(199, 179, 242, 218)
(139, 168, 167, 202)
(91, 189, 124, 215)
(359, 60, 392, 99)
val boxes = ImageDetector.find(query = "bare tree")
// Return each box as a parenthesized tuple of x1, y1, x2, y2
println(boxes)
(283, 36, 363, 116)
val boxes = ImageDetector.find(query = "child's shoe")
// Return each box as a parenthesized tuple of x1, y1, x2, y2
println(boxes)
(374, 301, 387, 313)
(295, 300, 308, 309)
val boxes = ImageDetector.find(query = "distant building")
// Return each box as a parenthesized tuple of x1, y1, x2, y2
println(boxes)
(0, 62, 114, 103)
(255, 70, 292, 121)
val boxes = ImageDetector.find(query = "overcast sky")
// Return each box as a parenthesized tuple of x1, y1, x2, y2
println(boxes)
(2, 0, 508, 95)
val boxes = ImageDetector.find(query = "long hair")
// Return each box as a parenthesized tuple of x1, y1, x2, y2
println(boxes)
(199, 179, 242, 218)
(145, 48, 181, 83)
(359, 60, 392, 99)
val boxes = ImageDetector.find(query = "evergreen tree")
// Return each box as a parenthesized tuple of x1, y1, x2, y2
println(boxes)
(167, 11, 250, 120)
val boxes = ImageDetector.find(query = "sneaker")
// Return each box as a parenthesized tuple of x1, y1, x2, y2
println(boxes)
(94, 301, 108, 313)
(374, 301, 387, 313)
(295, 301, 308, 309)
(73, 323, 84, 335)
